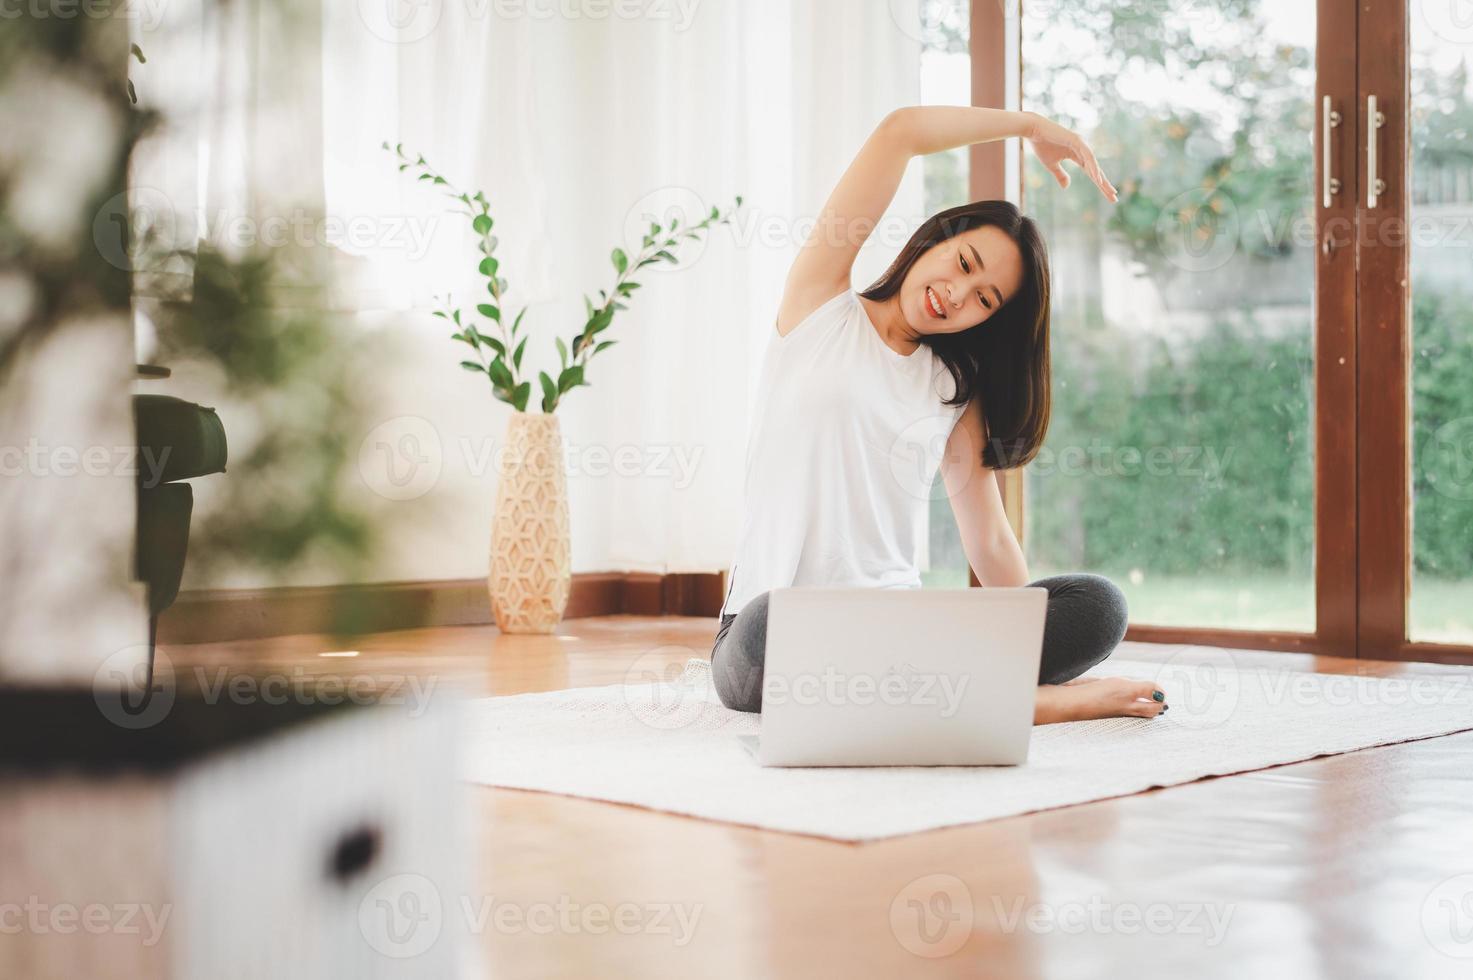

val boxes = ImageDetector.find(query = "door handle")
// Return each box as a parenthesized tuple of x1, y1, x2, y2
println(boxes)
(1322, 95, 1342, 209)
(1367, 94, 1387, 208)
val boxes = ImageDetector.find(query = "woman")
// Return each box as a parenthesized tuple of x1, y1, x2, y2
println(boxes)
(710, 105, 1169, 724)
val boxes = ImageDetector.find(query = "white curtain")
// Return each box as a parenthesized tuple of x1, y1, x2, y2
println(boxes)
(133, 0, 924, 581)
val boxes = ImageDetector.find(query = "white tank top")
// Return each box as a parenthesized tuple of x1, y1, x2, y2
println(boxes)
(719, 287, 970, 618)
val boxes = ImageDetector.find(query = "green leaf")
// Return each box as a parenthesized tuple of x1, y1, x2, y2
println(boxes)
(557, 365, 584, 394)
(611, 248, 628, 275)
(472, 214, 493, 235)
(583, 296, 595, 321)
(512, 308, 527, 335)
(488, 358, 515, 390)
(479, 257, 499, 278)
(460, 360, 485, 373)
(709, 206, 719, 220)
(477, 332, 506, 357)
(655, 249, 677, 263)
(555, 336, 569, 370)
(593, 340, 617, 354)
(616, 281, 641, 296)
(735, 194, 744, 206)
(512, 336, 528, 369)
(586, 306, 615, 334)
(432, 310, 448, 319)
(130, 43, 147, 64)
(512, 381, 531, 413)
(476, 303, 501, 322)
(539, 372, 558, 413)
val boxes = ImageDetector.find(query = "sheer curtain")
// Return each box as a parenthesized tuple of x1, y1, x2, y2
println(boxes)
(135, 0, 924, 582)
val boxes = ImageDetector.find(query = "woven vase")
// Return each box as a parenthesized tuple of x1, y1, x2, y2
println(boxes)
(488, 412, 571, 634)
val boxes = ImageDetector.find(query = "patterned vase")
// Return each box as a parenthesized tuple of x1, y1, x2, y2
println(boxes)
(488, 412, 571, 633)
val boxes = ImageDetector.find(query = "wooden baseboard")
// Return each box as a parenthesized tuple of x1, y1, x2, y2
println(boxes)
(157, 571, 728, 645)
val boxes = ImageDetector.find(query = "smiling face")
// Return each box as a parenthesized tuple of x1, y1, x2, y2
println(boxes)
(900, 224, 1026, 336)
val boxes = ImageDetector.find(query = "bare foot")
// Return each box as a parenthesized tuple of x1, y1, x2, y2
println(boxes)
(1034, 678, 1167, 725)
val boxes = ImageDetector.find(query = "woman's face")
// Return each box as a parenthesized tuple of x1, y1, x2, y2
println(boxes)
(899, 225, 1025, 336)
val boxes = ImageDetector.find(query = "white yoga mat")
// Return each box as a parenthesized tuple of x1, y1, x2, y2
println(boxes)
(460, 643, 1473, 841)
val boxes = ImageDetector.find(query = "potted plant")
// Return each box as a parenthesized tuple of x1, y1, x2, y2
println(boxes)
(388, 144, 740, 633)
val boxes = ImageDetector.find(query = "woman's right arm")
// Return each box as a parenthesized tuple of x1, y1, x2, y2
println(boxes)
(778, 106, 1115, 335)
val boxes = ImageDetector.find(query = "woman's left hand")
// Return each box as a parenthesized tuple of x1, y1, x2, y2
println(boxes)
(1022, 112, 1118, 203)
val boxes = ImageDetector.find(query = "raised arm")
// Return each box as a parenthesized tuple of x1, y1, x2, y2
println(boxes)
(777, 106, 1116, 335)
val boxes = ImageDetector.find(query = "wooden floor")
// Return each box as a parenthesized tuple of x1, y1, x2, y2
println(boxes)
(161, 615, 1473, 979)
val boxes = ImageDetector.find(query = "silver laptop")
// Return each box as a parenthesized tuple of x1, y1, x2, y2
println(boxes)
(741, 586, 1047, 767)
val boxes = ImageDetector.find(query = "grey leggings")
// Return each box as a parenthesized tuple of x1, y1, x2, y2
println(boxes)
(709, 573, 1130, 713)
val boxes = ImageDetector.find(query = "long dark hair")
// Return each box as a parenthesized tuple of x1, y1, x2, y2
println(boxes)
(859, 200, 1051, 470)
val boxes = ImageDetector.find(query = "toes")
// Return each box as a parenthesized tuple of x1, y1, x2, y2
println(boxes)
(1129, 698, 1167, 719)
(1131, 681, 1166, 704)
